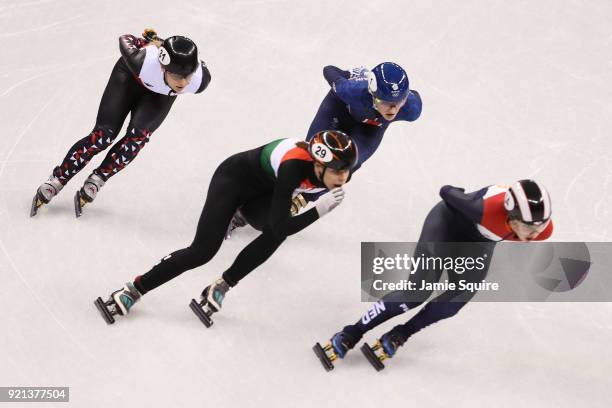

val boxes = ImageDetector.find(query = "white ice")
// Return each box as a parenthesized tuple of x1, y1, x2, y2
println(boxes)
(1, 0, 611, 407)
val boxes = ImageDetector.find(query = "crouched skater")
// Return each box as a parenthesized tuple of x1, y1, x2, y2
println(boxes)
(314, 180, 554, 371)
(95, 130, 358, 327)
(31, 29, 210, 217)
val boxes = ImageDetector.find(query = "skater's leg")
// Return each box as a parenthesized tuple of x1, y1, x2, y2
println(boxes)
(384, 284, 476, 343)
(385, 243, 495, 343)
(239, 195, 272, 232)
(191, 227, 286, 318)
(75, 92, 176, 213)
(51, 60, 139, 185)
(91, 92, 176, 182)
(220, 227, 286, 286)
(133, 156, 257, 294)
(341, 202, 458, 340)
(342, 259, 443, 341)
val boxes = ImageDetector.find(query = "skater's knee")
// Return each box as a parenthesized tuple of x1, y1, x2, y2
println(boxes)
(434, 302, 465, 319)
(81, 124, 118, 155)
(126, 126, 152, 143)
(261, 226, 287, 245)
(186, 244, 217, 266)
(89, 125, 118, 150)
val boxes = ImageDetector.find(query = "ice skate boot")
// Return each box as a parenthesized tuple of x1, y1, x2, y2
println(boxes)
(30, 176, 64, 217)
(94, 282, 142, 324)
(313, 330, 359, 371)
(189, 278, 230, 328)
(360, 332, 405, 371)
(225, 209, 247, 239)
(74, 173, 105, 218)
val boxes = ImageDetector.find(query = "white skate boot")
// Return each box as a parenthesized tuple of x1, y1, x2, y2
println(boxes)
(30, 175, 64, 217)
(74, 173, 105, 218)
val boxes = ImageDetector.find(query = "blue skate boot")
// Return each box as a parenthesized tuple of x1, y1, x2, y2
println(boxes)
(360, 331, 405, 371)
(313, 330, 359, 371)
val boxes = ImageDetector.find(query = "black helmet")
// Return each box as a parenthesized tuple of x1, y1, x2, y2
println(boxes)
(504, 179, 552, 225)
(158, 36, 198, 76)
(308, 130, 358, 170)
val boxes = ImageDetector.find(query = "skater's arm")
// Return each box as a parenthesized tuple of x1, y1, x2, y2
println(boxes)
(323, 65, 350, 86)
(119, 34, 147, 75)
(266, 161, 320, 237)
(439, 185, 486, 224)
(395, 90, 423, 122)
(330, 72, 367, 106)
(195, 61, 212, 94)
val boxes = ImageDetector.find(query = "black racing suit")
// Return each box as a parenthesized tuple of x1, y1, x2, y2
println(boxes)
(51, 34, 211, 184)
(134, 144, 324, 293)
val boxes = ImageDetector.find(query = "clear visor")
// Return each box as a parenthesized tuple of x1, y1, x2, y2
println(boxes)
(166, 71, 194, 81)
(514, 219, 550, 235)
(373, 96, 408, 108)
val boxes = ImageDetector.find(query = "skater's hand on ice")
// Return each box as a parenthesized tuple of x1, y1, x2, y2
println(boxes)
(315, 187, 345, 217)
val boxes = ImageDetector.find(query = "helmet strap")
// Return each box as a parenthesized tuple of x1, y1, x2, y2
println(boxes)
(316, 164, 327, 183)
(162, 69, 170, 87)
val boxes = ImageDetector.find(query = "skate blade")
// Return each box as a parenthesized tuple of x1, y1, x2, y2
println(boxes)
(30, 193, 43, 217)
(312, 342, 335, 372)
(94, 297, 116, 324)
(73, 191, 87, 218)
(189, 298, 213, 328)
(360, 343, 386, 371)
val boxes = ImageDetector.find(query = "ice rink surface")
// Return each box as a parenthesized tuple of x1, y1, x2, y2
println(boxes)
(1, 0, 611, 406)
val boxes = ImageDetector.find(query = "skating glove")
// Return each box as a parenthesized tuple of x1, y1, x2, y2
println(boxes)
(315, 187, 345, 217)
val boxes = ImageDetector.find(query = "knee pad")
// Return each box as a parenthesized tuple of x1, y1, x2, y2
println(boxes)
(127, 126, 151, 142)
(118, 127, 151, 154)
(90, 126, 117, 150)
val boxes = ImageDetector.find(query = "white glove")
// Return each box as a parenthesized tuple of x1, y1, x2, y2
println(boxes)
(315, 187, 345, 217)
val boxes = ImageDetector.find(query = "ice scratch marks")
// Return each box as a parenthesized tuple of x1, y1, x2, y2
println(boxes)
(593, 159, 612, 240)
(0, 14, 83, 39)
(0, 0, 55, 14)
(0, 239, 98, 361)
(0, 55, 113, 98)
(0, 93, 57, 181)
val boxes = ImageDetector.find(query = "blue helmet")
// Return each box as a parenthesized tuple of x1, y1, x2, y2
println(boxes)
(368, 62, 409, 102)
